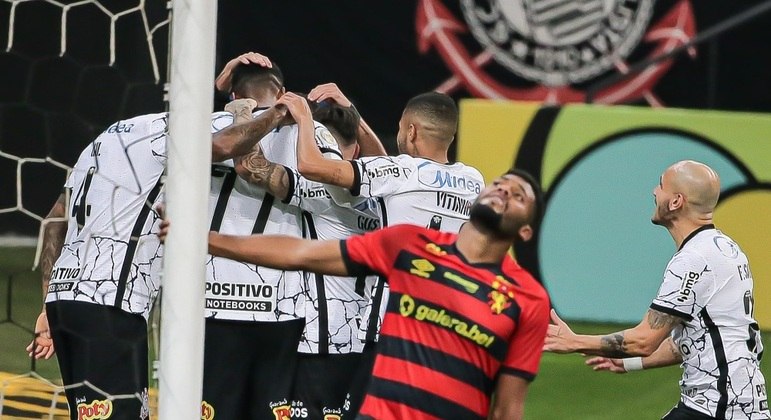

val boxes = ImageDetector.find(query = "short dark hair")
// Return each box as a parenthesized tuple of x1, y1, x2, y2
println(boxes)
(403, 92, 458, 143)
(231, 63, 284, 97)
(312, 103, 361, 146)
(505, 168, 545, 229)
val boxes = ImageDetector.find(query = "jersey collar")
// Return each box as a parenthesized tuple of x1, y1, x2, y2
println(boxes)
(679, 224, 716, 251)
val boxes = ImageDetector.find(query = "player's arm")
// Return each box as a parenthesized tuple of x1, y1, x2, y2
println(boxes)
(234, 147, 291, 201)
(307, 83, 386, 157)
(208, 232, 349, 277)
(27, 192, 67, 359)
(544, 308, 682, 358)
(489, 374, 529, 420)
(279, 93, 356, 188)
(211, 104, 287, 162)
(586, 336, 682, 373)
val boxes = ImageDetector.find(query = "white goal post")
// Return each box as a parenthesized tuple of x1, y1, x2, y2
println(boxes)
(159, 0, 217, 418)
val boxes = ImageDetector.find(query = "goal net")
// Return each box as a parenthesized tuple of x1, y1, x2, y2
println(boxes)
(0, 0, 170, 418)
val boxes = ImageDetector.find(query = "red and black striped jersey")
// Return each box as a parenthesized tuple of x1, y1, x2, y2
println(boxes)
(341, 224, 551, 420)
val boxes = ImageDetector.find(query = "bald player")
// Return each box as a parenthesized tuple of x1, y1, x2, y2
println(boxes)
(545, 161, 769, 420)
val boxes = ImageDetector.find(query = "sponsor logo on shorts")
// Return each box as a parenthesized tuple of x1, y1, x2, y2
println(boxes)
(76, 399, 113, 420)
(399, 294, 495, 348)
(270, 399, 291, 420)
(201, 401, 215, 420)
(323, 406, 342, 420)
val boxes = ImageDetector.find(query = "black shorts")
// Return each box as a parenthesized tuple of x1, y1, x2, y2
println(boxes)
(202, 318, 304, 419)
(290, 350, 372, 419)
(46, 300, 149, 420)
(661, 402, 717, 420)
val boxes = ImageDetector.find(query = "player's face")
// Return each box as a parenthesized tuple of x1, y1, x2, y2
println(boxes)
(651, 170, 678, 226)
(470, 174, 536, 240)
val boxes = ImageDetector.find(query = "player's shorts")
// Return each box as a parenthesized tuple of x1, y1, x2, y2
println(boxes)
(661, 402, 718, 420)
(202, 318, 304, 419)
(290, 349, 373, 419)
(46, 300, 150, 420)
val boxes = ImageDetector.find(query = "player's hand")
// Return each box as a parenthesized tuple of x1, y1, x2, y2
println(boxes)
(277, 92, 312, 126)
(585, 357, 627, 373)
(543, 309, 578, 353)
(307, 83, 353, 108)
(154, 204, 169, 244)
(26, 311, 55, 360)
(215, 52, 273, 92)
(225, 98, 257, 123)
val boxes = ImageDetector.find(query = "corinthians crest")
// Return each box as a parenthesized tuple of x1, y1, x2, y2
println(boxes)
(417, 0, 696, 104)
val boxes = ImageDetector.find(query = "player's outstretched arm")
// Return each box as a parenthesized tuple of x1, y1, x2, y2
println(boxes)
(489, 374, 529, 420)
(544, 308, 680, 358)
(208, 233, 349, 277)
(27, 193, 67, 359)
(307, 83, 386, 157)
(211, 104, 287, 162)
(586, 336, 682, 374)
(280, 93, 355, 188)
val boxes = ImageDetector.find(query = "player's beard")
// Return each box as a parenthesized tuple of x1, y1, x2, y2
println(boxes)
(469, 202, 512, 239)
(651, 200, 675, 227)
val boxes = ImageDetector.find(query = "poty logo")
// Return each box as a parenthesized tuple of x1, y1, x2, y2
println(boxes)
(201, 401, 215, 420)
(77, 399, 113, 420)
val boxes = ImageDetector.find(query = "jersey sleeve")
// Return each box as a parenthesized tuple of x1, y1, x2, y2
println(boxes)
(283, 167, 336, 214)
(148, 114, 169, 165)
(313, 123, 343, 160)
(340, 225, 412, 277)
(500, 283, 551, 381)
(327, 155, 409, 208)
(650, 251, 715, 321)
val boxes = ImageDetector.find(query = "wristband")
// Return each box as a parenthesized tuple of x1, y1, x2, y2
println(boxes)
(622, 357, 644, 371)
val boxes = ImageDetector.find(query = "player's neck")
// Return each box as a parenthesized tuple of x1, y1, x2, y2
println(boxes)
(669, 217, 714, 249)
(455, 223, 511, 265)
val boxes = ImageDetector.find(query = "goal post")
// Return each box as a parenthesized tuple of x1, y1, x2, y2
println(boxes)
(159, 0, 217, 418)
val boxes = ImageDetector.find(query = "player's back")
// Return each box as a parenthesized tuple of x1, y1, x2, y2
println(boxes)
(47, 112, 168, 318)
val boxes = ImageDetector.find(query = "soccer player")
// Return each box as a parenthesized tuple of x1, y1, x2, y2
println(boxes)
(231, 91, 383, 418)
(204, 60, 348, 419)
(159, 168, 551, 420)
(27, 99, 279, 419)
(544, 161, 769, 420)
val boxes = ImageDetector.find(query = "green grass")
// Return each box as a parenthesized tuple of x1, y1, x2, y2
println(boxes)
(1, 247, 769, 419)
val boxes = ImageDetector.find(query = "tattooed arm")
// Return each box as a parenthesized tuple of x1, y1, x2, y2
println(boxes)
(544, 308, 683, 358)
(211, 104, 287, 162)
(585, 337, 683, 373)
(234, 146, 291, 201)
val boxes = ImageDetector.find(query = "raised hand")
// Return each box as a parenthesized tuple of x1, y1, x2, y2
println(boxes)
(277, 92, 313, 125)
(225, 98, 258, 123)
(307, 83, 353, 108)
(215, 52, 273, 92)
(26, 311, 55, 360)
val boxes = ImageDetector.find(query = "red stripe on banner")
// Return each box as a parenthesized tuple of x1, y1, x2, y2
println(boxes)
(373, 355, 489, 417)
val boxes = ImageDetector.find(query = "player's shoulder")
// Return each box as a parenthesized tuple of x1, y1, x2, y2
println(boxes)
(102, 112, 168, 136)
(503, 257, 549, 300)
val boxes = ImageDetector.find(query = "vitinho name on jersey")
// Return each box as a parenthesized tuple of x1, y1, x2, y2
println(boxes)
(399, 294, 495, 348)
(436, 191, 473, 216)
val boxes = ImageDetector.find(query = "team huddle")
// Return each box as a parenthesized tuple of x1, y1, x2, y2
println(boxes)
(28, 52, 768, 420)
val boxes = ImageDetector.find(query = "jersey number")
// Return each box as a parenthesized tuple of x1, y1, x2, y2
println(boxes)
(71, 166, 96, 232)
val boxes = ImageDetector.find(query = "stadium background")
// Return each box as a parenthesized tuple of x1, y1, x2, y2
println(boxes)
(1, 0, 770, 418)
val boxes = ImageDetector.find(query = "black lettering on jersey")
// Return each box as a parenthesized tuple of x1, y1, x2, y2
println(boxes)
(737, 263, 753, 281)
(104, 122, 135, 134)
(357, 215, 380, 231)
(205, 282, 273, 298)
(301, 187, 331, 199)
(367, 165, 400, 179)
(90, 142, 102, 157)
(51, 267, 82, 280)
(47, 282, 74, 293)
(435, 192, 472, 216)
(676, 271, 700, 302)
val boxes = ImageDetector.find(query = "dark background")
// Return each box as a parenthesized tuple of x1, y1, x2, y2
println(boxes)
(1, 0, 770, 236)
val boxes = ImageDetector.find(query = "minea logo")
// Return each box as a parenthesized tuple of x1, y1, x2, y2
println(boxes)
(77, 399, 112, 420)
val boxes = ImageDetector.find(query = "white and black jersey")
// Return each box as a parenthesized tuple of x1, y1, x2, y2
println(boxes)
(651, 225, 768, 419)
(46, 113, 168, 320)
(283, 167, 380, 354)
(327, 155, 485, 343)
(204, 111, 343, 322)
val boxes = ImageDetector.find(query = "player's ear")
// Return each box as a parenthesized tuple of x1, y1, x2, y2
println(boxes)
(669, 193, 684, 211)
(408, 123, 417, 142)
(276, 86, 286, 99)
(517, 224, 533, 242)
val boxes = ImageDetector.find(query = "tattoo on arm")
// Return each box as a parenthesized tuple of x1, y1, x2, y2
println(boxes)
(237, 147, 289, 200)
(646, 309, 682, 330)
(666, 337, 682, 361)
(600, 333, 633, 358)
(40, 194, 68, 300)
